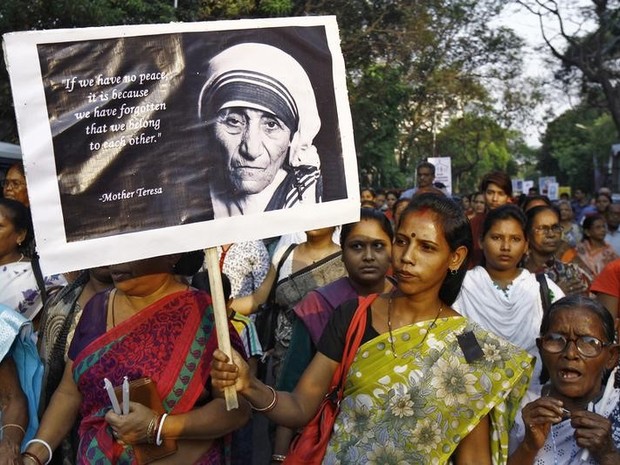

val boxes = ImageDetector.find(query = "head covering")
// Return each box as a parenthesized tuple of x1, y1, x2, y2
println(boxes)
(198, 43, 321, 168)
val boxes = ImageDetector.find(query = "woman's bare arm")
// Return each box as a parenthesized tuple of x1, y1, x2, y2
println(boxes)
(452, 415, 492, 465)
(0, 358, 28, 464)
(23, 361, 82, 464)
(230, 265, 276, 315)
(212, 348, 337, 429)
(106, 391, 251, 443)
(593, 292, 618, 319)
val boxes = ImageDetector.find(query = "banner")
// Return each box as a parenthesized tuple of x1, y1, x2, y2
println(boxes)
(3, 16, 359, 274)
(427, 157, 452, 194)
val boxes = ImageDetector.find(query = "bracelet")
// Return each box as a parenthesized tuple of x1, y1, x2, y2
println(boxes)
(25, 439, 53, 465)
(249, 385, 278, 412)
(0, 423, 26, 435)
(146, 415, 158, 444)
(156, 413, 168, 446)
(22, 452, 43, 465)
(271, 454, 286, 463)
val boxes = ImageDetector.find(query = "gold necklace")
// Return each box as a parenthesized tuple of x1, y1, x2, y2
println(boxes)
(387, 293, 443, 358)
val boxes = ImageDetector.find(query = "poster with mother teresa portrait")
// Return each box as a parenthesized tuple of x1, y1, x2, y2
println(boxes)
(3, 16, 359, 274)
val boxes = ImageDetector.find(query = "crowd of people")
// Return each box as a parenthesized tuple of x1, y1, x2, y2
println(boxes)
(1, 158, 620, 465)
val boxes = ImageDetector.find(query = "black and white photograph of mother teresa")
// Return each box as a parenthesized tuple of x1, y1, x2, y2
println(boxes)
(198, 43, 323, 218)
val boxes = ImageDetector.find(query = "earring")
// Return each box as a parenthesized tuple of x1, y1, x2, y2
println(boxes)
(449, 269, 458, 276)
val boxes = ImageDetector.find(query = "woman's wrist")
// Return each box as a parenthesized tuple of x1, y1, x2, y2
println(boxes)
(22, 451, 43, 465)
(244, 378, 278, 412)
(23, 438, 53, 465)
(520, 439, 541, 458)
(0, 424, 25, 445)
(594, 448, 620, 465)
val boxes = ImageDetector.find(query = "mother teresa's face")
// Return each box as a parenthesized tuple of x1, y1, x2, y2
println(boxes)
(212, 107, 292, 195)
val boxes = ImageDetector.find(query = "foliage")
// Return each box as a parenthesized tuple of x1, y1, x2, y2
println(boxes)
(537, 106, 616, 193)
(290, 0, 530, 187)
(517, 1, 620, 139)
(0, 0, 537, 191)
(351, 63, 410, 188)
(434, 112, 516, 193)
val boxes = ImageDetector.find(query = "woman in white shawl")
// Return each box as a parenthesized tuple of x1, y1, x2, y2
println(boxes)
(453, 204, 564, 403)
(0, 198, 65, 322)
(508, 296, 620, 464)
(198, 43, 322, 218)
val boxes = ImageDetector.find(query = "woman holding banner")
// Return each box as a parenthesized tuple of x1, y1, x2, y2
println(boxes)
(212, 193, 534, 464)
(22, 255, 250, 465)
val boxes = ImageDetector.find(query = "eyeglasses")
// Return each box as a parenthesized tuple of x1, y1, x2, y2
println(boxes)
(533, 225, 563, 235)
(1, 179, 26, 189)
(539, 332, 611, 358)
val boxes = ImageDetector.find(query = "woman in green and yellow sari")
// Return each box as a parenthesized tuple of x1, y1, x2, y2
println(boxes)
(212, 193, 534, 464)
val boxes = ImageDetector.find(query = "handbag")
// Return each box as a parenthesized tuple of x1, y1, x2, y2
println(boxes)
(283, 294, 375, 465)
(255, 243, 297, 352)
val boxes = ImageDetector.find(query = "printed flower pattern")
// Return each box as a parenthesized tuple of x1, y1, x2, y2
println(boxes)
(1, 263, 65, 319)
(323, 317, 533, 464)
(430, 355, 478, 407)
(366, 441, 410, 465)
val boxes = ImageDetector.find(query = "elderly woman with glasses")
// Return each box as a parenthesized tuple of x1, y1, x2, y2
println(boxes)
(2, 162, 29, 207)
(508, 295, 620, 465)
(521, 206, 591, 296)
(198, 43, 322, 218)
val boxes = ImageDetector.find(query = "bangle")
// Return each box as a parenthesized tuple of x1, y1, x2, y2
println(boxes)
(249, 385, 278, 412)
(0, 423, 26, 435)
(22, 452, 43, 465)
(156, 413, 168, 446)
(271, 454, 286, 463)
(146, 415, 158, 444)
(25, 439, 53, 465)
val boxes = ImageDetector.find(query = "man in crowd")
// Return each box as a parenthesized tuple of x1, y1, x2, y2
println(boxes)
(399, 161, 435, 199)
(605, 202, 620, 255)
(571, 188, 590, 223)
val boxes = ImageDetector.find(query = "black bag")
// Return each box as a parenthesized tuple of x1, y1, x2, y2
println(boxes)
(255, 243, 296, 352)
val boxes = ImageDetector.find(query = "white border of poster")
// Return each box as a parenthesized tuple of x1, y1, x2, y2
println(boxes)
(4, 16, 359, 274)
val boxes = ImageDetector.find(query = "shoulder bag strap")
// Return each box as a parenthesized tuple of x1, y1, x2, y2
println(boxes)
(333, 294, 376, 396)
(536, 272, 551, 316)
(31, 250, 49, 306)
(266, 243, 297, 304)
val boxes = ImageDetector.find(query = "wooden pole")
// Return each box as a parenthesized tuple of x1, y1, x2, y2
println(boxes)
(205, 247, 239, 410)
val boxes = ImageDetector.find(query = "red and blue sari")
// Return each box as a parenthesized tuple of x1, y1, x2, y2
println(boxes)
(70, 289, 240, 464)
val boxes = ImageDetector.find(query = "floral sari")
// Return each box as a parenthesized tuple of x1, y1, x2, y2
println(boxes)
(71, 289, 236, 464)
(323, 316, 533, 465)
